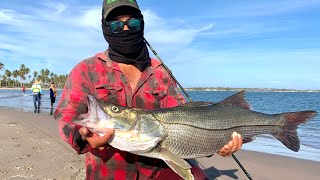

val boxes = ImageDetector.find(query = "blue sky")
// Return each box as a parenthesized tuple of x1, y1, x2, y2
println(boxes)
(1, 0, 320, 90)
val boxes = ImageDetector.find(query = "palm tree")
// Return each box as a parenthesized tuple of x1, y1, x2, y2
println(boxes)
(13, 70, 19, 87)
(40, 69, 45, 84)
(44, 68, 50, 85)
(28, 75, 31, 84)
(0, 62, 4, 70)
(33, 71, 38, 81)
(0, 62, 4, 87)
(25, 67, 30, 83)
(2, 75, 7, 87)
(5, 69, 11, 87)
(18, 64, 27, 86)
(57, 74, 68, 88)
(49, 72, 54, 82)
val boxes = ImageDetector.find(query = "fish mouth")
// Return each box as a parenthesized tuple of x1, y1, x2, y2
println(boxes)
(75, 95, 112, 136)
(86, 95, 111, 121)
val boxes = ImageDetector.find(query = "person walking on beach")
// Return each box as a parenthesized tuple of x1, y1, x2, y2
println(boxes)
(31, 79, 42, 113)
(49, 82, 58, 115)
(55, 0, 243, 179)
(22, 84, 25, 95)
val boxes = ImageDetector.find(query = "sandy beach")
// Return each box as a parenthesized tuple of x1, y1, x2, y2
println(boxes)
(0, 109, 319, 180)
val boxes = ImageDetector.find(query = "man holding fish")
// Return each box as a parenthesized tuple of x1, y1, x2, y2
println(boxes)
(55, 0, 242, 179)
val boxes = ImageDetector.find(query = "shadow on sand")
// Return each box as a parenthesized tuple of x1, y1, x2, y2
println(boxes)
(188, 159, 239, 179)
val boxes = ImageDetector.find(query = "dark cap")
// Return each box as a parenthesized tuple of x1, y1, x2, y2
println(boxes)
(102, 0, 141, 20)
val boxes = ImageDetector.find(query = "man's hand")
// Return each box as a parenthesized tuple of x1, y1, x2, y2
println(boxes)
(218, 132, 242, 157)
(79, 127, 115, 150)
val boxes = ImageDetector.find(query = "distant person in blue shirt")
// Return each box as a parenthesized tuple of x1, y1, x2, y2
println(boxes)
(31, 79, 42, 113)
(49, 82, 58, 115)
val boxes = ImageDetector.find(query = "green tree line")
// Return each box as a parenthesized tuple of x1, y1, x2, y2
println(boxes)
(0, 62, 68, 89)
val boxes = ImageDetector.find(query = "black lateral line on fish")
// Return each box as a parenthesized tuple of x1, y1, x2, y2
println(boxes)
(160, 122, 280, 131)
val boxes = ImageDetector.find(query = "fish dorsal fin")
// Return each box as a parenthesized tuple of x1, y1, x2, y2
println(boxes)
(217, 91, 251, 110)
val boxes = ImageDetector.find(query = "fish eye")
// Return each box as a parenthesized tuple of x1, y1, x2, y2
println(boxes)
(111, 106, 119, 112)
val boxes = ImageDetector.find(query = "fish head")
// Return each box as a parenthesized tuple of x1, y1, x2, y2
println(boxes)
(98, 98, 141, 130)
(75, 95, 139, 136)
(75, 95, 166, 153)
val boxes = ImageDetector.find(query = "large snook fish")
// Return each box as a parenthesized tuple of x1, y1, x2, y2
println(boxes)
(75, 91, 317, 180)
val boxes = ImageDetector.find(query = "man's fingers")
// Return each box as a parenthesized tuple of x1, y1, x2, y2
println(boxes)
(220, 147, 228, 153)
(86, 129, 115, 149)
(79, 128, 115, 149)
(103, 129, 115, 139)
(98, 129, 115, 144)
(79, 127, 88, 136)
(218, 132, 243, 157)
(79, 127, 90, 140)
(227, 137, 234, 150)
(237, 134, 243, 150)
(218, 145, 229, 156)
(231, 132, 239, 152)
(97, 146, 105, 151)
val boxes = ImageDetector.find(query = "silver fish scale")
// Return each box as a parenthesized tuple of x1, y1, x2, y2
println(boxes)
(153, 104, 283, 130)
(159, 124, 234, 158)
(159, 123, 284, 158)
(151, 104, 285, 158)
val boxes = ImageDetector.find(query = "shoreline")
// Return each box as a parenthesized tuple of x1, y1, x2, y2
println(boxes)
(1, 87, 319, 92)
(0, 109, 319, 179)
(183, 88, 320, 92)
(0, 87, 62, 91)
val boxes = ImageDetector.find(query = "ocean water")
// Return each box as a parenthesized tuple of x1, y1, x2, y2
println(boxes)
(186, 91, 320, 162)
(0, 89, 319, 162)
(0, 89, 62, 114)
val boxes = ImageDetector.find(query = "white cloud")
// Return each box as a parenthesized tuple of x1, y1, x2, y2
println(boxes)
(53, 2, 67, 14)
(0, 3, 106, 75)
(78, 7, 101, 30)
(0, 9, 19, 25)
(0, 9, 12, 20)
(143, 9, 214, 47)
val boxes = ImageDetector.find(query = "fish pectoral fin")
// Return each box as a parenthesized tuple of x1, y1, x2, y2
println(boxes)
(163, 159, 194, 180)
(153, 146, 194, 180)
(155, 146, 191, 169)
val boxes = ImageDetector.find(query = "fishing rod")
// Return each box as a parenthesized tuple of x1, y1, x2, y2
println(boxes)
(144, 38, 253, 180)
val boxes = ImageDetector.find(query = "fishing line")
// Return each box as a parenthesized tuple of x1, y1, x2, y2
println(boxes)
(144, 38, 253, 180)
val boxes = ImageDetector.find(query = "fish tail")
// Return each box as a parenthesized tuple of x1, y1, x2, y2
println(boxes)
(275, 111, 317, 152)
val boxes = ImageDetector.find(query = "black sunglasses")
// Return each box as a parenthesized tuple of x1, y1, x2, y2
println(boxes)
(105, 18, 143, 33)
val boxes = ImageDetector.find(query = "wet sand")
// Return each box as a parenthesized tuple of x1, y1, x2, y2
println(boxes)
(0, 109, 319, 180)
